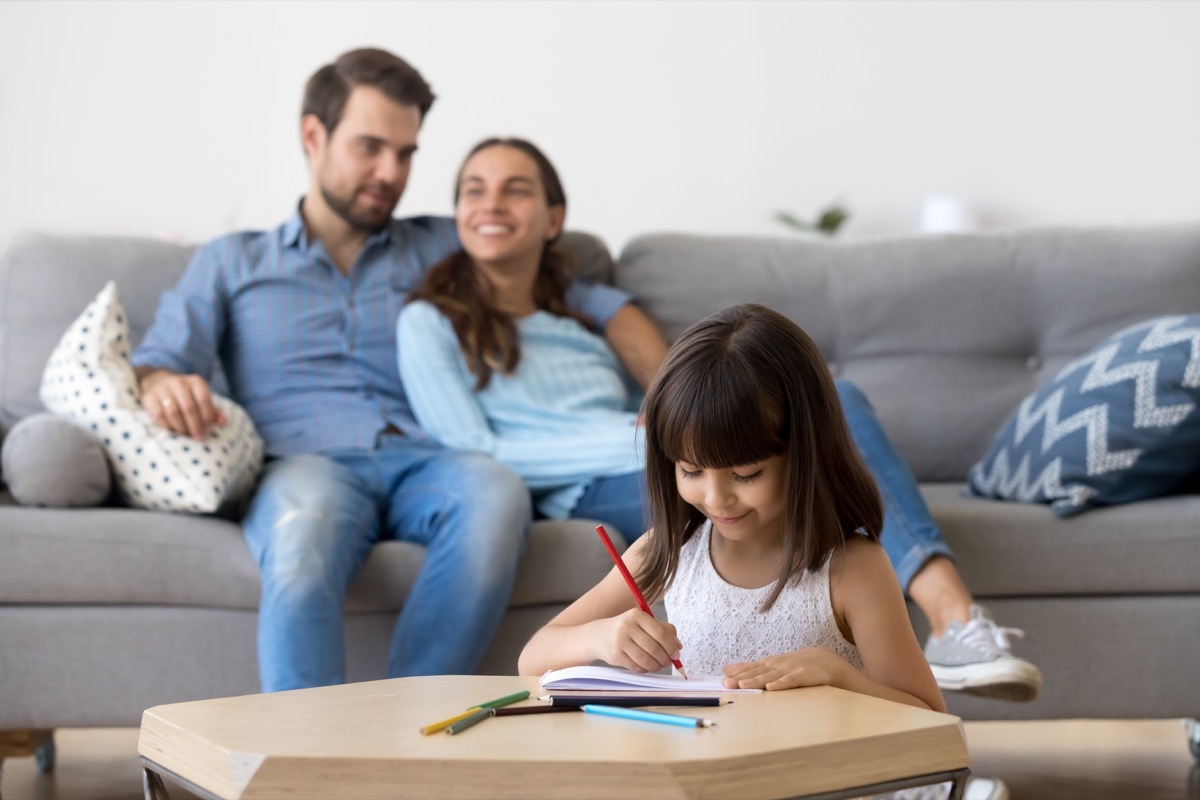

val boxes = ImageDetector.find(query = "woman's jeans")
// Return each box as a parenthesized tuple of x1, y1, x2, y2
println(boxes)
(836, 379, 954, 590)
(241, 435, 531, 692)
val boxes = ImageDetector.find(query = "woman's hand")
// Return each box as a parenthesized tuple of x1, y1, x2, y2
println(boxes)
(721, 647, 848, 691)
(595, 608, 683, 674)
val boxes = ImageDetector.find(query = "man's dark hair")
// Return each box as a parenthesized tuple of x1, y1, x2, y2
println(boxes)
(301, 47, 435, 134)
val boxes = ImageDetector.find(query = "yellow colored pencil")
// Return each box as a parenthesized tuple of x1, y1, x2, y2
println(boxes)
(419, 707, 482, 736)
(418, 689, 532, 735)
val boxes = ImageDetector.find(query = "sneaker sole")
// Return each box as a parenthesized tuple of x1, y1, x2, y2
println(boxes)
(931, 661, 1042, 702)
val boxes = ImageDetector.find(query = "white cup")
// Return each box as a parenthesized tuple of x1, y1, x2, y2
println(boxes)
(920, 195, 980, 234)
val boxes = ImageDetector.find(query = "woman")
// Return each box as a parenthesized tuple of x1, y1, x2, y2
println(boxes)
(397, 138, 649, 540)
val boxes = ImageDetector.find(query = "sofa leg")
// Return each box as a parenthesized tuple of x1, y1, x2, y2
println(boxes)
(34, 735, 55, 774)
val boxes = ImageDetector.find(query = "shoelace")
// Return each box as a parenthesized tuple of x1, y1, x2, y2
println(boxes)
(956, 613, 1025, 657)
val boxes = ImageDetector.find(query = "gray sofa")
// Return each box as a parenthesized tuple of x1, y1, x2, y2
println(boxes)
(1, 223, 1198, 762)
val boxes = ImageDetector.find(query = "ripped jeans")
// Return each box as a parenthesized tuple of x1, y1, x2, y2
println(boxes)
(241, 436, 531, 692)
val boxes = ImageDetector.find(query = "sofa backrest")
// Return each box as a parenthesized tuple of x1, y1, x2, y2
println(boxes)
(0, 232, 197, 430)
(615, 223, 1200, 482)
(0, 228, 613, 432)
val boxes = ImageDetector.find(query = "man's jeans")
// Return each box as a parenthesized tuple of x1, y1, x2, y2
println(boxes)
(836, 380, 955, 591)
(241, 436, 531, 692)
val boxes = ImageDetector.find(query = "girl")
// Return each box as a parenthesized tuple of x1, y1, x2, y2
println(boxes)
(518, 302, 944, 711)
(397, 138, 657, 541)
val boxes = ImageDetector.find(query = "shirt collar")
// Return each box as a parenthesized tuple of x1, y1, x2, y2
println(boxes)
(281, 201, 307, 250)
(282, 198, 396, 252)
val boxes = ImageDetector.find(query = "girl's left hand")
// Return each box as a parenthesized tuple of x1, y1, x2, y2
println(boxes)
(721, 647, 846, 691)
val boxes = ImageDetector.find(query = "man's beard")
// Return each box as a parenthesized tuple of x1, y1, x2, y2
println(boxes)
(321, 184, 396, 233)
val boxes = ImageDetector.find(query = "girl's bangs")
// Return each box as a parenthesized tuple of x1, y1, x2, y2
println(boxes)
(660, 380, 786, 469)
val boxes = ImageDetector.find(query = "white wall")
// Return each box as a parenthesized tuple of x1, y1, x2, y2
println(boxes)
(2, 0, 1198, 255)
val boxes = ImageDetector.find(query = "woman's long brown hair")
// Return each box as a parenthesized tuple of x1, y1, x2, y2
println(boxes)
(406, 138, 592, 390)
(637, 303, 883, 611)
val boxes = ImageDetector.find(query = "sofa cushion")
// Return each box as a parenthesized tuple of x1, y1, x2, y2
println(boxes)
(0, 498, 618, 612)
(39, 282, 264, 513)
(1, 413, 112, 507)
(0, 232, 197, 430)
(922, 483, 1200, 597)
(615, 224, 1200, 481)
(967, 315, 1200, 516)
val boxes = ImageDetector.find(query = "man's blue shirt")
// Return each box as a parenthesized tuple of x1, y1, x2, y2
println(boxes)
(131, 208, 632, 458)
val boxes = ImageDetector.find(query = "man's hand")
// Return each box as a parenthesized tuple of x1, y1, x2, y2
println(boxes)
(137, 368, 226, 441)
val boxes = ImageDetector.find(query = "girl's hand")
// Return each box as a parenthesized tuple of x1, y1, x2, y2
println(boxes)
(721, 647, 847, 691)
(597, 608, 682, 674)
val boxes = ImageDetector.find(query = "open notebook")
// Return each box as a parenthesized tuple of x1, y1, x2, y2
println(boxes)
(539, 665, 761, 693)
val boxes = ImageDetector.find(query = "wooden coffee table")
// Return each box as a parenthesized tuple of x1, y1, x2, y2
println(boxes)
(138, 675, 970, 800)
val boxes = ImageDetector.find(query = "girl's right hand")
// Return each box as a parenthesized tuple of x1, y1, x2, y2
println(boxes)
(596, 608, 682, 674)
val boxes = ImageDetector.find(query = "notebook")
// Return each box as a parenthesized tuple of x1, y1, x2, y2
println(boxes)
(538, 664, 761, 693)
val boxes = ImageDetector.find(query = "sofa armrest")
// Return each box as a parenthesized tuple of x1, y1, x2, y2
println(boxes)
(0, 413, 112, 507)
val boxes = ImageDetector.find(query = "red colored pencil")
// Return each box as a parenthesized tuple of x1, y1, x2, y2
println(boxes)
(594, 524, 688, 679)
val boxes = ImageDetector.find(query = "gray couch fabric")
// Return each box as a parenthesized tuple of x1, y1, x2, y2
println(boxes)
(1, 223, 1198, 733)
(1, 413, 112, 506)
(619, 226, 1200, 481)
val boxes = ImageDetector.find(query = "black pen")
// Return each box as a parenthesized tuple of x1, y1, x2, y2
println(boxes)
(539, 695, 731, 708)
(493, 705, 579, 716)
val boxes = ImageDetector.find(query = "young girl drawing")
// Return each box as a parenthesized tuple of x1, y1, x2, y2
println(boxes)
(519, 302, 944, 711)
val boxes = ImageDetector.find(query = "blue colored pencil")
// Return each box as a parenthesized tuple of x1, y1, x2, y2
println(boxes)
(581, 704, 716, 728)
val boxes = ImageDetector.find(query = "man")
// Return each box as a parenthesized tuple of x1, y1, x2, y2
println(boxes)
(131, 48, 659, 691)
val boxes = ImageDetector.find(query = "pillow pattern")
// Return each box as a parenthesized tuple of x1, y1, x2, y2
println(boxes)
(39, 281, 264, 513)
(968, 314, 1200, 516)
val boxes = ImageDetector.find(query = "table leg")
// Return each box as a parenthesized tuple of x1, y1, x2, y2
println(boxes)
(143, 766, 171, 800)
(946, 771, 968, 800)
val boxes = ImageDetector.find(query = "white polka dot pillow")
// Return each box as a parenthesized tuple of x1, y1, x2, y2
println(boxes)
(39, 281, 264, 513)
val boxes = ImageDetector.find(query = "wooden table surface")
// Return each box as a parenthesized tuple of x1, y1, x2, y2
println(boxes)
(138, 674, 969, 800)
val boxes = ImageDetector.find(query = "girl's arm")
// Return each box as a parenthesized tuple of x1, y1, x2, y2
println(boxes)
(829, 537, 945, 710)
(722, 538, 945, 712)
(518, 536, 683, 676)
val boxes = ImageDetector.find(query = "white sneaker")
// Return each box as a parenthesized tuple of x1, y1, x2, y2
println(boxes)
(924, 605, 1042, 702)
(859, 776, 1009, 800)
(965, 776, 1010, 800)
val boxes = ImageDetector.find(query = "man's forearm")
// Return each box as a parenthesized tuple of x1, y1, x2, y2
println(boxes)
(606, 304, 669, 392)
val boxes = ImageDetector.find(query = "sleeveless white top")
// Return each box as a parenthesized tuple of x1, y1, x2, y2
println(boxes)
(663, 521, 864, 677)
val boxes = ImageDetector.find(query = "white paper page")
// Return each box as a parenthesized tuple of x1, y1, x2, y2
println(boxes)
(539, 664, 761, 693)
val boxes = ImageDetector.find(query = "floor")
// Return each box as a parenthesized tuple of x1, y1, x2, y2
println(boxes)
(0, 719, 1197, 799)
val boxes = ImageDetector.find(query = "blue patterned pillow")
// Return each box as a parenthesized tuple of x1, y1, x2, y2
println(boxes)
(968, 314, 1200, 516)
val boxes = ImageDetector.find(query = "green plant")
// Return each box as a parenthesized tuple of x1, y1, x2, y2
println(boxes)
(774, 203, 849, 236)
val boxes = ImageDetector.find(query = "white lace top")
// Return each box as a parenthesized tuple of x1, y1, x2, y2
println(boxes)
(663, 521, 863, 677)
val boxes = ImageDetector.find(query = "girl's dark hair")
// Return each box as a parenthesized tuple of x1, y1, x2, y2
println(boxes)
(637, 303, 883, 610)
(407, 138, 591, 390)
